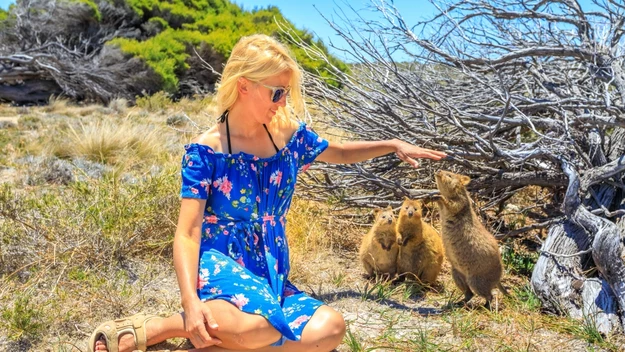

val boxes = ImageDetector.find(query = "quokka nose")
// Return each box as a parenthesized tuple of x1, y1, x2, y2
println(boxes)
(408, 211, 414, 217)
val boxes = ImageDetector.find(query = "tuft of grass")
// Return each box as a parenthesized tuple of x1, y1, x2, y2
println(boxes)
(108, 97, 129, 114)
(76, 104, 103, 117)
(560, 314, 620, 351)
(398, 281, 428, 302)
(343, 325, 366, 352)
(51, 118, 164, 164)
(174, 96, 214, 115)
(359, 279, 403, 302)
(332, 270, 346, 287)
(43, 95, 70, 113)
(501, 241, 538, 277)
(19, 115, 42, 130)
(408, 325, 441, 352)
(136, 91, 172, 112)
(443, 309, 491, 340)
(0, 291, 44, 340)
(512, 283, 542, 312)
(166, 112, 188, 127)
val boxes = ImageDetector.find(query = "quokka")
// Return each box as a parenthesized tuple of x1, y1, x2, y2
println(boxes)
(359, 206, 398, 280)
(434, 170, 508, 307)
(395, 197, 444, 286)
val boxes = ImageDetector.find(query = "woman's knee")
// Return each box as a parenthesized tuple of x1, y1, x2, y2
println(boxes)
(305, 307, 346, 344)
(326, 309, 346, 342)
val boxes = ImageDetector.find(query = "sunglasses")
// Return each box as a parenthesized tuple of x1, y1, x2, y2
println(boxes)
(258, 82, 291, 103)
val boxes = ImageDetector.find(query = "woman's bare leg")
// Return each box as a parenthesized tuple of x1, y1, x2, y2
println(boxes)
(190, 305, 346, 352)
(93, 302, 345, 352)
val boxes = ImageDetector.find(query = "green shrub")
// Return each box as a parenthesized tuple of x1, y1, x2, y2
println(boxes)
(0, 292, 44, 340)
(110, 0, 347, 93)
(66, 0, 101, 21)
(501, 242, 538, 277)
(136, 91, 173, 112)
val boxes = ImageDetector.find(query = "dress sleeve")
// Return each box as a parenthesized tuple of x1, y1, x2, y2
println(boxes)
(180, 145, 213, 199)
(295, 123, 329, 172)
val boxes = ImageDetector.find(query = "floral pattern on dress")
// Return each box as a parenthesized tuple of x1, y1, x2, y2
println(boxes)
(180, 123, 328, 344)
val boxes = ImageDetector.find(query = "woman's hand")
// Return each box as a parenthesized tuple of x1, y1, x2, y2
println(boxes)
(395, 140, 447, 168)
(183, 298, 222, 348)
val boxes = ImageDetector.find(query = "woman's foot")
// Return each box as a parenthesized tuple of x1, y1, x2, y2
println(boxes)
(92, 333, 133, 352)
(90, 315, 162, 352)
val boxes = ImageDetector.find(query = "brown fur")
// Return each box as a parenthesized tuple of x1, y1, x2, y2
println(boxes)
(359, 206, 398, 280)
(434, 170, 508, 306)
(395, 198, 444, 285)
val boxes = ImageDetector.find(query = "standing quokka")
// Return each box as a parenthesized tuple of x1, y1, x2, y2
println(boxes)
(434, 170, 508, 307)
(359, 206, 398, 280)
(395, 198, 444, 285)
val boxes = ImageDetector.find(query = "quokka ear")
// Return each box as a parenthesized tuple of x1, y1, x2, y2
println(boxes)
(386, 205, 394, 211)
(372, 208, 382, 216)
(403, 196, 410, 201)
(460, 175, 471, 186)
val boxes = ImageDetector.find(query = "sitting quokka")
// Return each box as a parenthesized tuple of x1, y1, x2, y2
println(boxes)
(434, 170, 508, 307)
(395, 198, 444, 285)
(359, 206, 398, 280)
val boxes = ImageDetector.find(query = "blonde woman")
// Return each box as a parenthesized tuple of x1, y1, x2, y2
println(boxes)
(89, 34, 446, 352)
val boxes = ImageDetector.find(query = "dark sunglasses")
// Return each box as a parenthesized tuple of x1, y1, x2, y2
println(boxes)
(258, 82, 291, 103)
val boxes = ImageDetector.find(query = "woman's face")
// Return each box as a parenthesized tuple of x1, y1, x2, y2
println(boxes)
(248, 70, 291, 124)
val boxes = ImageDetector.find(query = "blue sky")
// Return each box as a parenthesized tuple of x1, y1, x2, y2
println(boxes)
(235, 0, 438, 60)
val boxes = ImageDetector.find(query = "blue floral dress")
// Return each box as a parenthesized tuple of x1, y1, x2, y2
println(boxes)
(180, 122, 329, 345)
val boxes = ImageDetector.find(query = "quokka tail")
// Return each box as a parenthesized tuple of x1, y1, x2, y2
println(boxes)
(497, 282, 510, 296)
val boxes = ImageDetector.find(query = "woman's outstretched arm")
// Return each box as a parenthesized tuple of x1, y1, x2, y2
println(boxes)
(316, 139, 447, 167)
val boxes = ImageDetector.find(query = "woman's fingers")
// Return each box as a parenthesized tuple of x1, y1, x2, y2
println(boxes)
(195, 318, 212, 343)
(413, 148, 447, 160)
(401, 155, 419, 168)
(429, 149, 448, 159)
(184, 303, 222, 348)
(203, 306, 219, 330)
(399, 145, 448, 162)
(189, 320, 222, 348)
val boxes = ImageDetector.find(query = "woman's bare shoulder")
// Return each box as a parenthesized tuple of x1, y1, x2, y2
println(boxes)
(284, 118, 301, 135)
(273, 118, 301, 146)
(191, 124, 222, 152)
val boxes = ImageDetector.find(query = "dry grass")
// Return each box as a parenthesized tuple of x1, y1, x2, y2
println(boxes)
(108, 98, 129, 115)
(50, 117, 166, 164)
(136, 91, 173, 113)
(174, 96, 215, 116)
(42, 95, 70, 113)
(0, 99, 624, 352)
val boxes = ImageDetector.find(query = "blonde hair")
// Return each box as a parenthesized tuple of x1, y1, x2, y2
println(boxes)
(215, 34, 304, 122)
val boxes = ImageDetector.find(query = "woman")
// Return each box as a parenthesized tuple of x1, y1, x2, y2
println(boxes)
(89, 34, 446, 352)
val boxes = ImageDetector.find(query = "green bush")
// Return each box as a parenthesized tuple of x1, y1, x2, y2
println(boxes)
(62, 0, 102, 21)
(110, 0, 347, 93)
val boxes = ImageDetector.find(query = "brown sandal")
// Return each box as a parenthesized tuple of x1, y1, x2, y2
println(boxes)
(88, 312, 160, 352)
